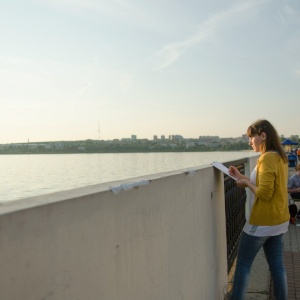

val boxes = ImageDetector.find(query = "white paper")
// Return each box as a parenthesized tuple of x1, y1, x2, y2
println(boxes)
(211, 161, 237, 180)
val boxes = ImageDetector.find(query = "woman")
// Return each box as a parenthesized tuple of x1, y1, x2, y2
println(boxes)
(288, 163, 300, 200)
(228, 119, 289, 300)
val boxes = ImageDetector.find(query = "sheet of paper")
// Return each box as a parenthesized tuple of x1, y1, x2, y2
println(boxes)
(211, 161, 237, 180)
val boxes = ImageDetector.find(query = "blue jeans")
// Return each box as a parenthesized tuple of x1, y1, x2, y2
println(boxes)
(230, 232, 287, 300)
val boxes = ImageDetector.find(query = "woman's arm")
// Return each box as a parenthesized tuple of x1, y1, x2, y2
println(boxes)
(235, 179, 258, 194)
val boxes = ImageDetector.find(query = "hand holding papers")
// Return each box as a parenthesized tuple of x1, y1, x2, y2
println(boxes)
(211, 161, 237, 180)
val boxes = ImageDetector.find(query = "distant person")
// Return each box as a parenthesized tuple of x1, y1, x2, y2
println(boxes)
(288, 164, 300, 200)
(228, 119, 289, 300)
(297, 148, 300, 160)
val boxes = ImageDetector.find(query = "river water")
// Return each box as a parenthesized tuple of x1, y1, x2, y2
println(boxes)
(0, 151, 258, 202)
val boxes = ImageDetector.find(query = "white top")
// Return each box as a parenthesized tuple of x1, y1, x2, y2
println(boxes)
(243, 166, 289, 237)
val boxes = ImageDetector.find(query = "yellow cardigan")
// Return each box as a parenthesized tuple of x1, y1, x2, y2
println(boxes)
(250, 152, 290, 226)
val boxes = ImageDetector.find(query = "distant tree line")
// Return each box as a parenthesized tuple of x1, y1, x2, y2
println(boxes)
(0, 139, 252, 154)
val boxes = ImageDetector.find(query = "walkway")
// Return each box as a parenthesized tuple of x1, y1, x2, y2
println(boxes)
(283, 223, 300, 300)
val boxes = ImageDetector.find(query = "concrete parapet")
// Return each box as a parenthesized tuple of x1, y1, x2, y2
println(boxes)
(0, 157, 256, 300)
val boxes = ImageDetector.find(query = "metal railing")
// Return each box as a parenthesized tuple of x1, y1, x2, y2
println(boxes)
(223, 159, 247, 273)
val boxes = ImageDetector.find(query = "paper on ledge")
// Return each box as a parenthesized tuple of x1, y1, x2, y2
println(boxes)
(211, 161, 237, 180)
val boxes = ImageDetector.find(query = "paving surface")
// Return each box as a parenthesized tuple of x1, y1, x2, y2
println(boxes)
(283, 217, 300, 300)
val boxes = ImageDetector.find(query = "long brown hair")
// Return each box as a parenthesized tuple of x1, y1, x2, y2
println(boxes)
(247, 119, 287, 163)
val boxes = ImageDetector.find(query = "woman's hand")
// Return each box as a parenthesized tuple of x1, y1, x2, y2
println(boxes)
(229, 166, 242, 180)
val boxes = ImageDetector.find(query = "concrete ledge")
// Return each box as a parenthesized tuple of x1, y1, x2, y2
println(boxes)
(0, 163, 229, 300)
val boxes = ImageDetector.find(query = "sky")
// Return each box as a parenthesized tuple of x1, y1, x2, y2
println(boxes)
(1, 0, 300, 143)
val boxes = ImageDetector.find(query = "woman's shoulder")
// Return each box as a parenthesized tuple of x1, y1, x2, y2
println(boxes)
(258, 152, 286, 170)
(258, 152, 279, 162)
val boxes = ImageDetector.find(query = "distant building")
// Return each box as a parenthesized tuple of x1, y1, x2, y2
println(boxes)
(186, 141, 196, 149)
(153, 135, 158, 140)
(131, 135, 137, 140)
(241, 134, 249, 142)
(170, 135, 184, 141)
(161, 135, 165, 140)
(290, 135, 299, 140)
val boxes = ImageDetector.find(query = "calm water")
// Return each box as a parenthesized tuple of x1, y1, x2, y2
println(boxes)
(0, 151, 258, 202)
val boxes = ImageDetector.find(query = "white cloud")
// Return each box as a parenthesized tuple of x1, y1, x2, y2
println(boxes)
(152, 46, 182, 71)
(75, 82, 94, 97)
(284, 4, 296, 16)
(151, 0, 271, 71)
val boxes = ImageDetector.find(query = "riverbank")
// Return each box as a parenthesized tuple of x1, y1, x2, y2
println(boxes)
(0, 138, 251, 155)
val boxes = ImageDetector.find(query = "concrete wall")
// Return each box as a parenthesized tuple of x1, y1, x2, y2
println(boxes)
(0, 157, 257, 300)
